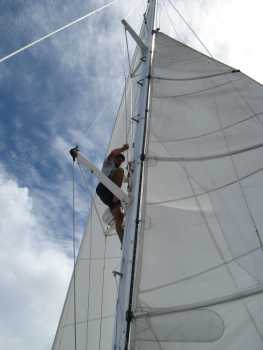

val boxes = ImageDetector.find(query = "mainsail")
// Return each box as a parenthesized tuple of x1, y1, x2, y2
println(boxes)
(53, 2, 263, 350)
(131, 32, 263, 349)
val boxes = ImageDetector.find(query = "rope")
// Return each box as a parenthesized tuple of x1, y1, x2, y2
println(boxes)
(166, 0, 213, 57)
(72, 160, 77, 350)
(0, 0, 119, 64)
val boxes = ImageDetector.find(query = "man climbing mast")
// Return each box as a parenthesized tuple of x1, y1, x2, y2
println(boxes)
(96, 144, 129, 243)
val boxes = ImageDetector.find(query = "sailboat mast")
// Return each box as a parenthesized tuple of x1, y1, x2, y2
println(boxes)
(113, 1, 156, 349)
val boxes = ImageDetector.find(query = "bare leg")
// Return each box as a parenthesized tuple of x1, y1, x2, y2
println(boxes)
(110, 168, 125, 242)
(111, 204, 124, 242)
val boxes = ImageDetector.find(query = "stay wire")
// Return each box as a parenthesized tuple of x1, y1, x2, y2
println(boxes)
(166, 0, 213, 57)
(72, 160, 78, 350)
(0, 0, 119, 64)
(161, 0, 183, 41)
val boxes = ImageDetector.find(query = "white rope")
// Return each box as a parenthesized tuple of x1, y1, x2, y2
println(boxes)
(0, 0, 118, 64)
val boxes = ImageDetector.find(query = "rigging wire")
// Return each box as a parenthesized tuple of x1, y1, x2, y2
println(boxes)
(72, 160, 78, 350)
(0, 0, 119, 64)
(161, 0, 182, 40)
(166, 0, 213, 57)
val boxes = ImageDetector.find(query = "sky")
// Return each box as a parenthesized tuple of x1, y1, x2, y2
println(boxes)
(0, 0, 262, 349)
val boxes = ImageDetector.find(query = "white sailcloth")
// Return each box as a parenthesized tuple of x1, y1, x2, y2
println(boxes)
(131, 32, 263, 349)
(51, 26, 144, 350)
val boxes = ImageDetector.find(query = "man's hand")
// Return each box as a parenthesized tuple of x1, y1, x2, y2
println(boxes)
(122, 144, 129, 151)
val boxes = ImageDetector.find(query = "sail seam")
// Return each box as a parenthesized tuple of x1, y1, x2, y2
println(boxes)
(135, 285, 263, 318)
(154, 77, 244, 99)
(150, 111, 263, 143)
(148, 141, 263, 162)
(152, 70, 239, 81)
(148, 165, 263, 206)
(140, 245, 261, 294)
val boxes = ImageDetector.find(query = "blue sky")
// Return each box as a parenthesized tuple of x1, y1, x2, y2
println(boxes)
(0, 1, 262, 349)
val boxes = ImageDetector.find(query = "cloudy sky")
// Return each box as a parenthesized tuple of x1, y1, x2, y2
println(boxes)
(0, 1, 262, 349)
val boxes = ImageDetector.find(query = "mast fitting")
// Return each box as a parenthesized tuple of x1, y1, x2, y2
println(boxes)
(69, 146, 79, 162)
(121, 19, 148, 52)
(113, 270, 123, 278)
(152, 28, 160, 34)
(140, 153, 145, 161)
(126, 310, 134, 322)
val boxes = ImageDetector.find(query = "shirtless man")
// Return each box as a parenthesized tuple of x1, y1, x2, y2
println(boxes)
(96, 144, 129, 242)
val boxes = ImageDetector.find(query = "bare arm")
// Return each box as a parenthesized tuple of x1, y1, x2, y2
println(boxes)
(108, 144, 129, 160)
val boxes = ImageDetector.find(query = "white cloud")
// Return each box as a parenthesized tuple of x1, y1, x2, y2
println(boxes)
(1, 1, 263, 349)
(0, 165, 72, 350)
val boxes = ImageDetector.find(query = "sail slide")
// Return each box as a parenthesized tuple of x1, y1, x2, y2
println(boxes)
(131, 32, 263, 349)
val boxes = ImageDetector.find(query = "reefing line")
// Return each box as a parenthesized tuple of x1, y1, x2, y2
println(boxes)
(0, 0, 118, 64)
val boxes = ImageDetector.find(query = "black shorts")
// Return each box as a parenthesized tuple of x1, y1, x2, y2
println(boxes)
(96, 183, 120, 210)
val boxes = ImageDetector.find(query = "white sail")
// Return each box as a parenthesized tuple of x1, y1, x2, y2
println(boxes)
(52, 3, 263, 349)
(51, 10, 150, 350)
(131, 32, 263, 349)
